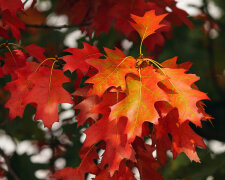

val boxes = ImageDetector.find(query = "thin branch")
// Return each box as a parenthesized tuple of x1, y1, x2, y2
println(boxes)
(23, 0, 29, 6)
(25, 23, 90, 29)
(0, 148, 21, 180)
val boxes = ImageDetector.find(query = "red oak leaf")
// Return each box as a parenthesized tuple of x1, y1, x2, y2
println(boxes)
(110, 66, 168, 142)
(23, 66, 73, 128)
(74, 95, 100, 127)
(1, 49, 27, 80)
(1, 10, 26, 41)
(161, 56, 192, 70)
(154, 108, 206, 162)
(95, 160, 135, 180)
(4, 62, 38, 119)
(23, 44, 53, 67)
(86, 47, 137, 97)
(73, 86, 92, 99)
(171, 6, 193, 29)
(132, 137, 164, 180)
(0, 27, 9, 39)
(83, 117, 134, 175)
(130, 10, 167, 42)
(92, 91, 126, 116)
(24, 44, 46, 62)
(63, 42, 102, 73)
(52, 146, 99, 180)
(0, 0, 24, 16)
(158, 67, 209, 126)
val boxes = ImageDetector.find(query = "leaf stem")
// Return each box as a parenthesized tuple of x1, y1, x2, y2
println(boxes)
(139, 38, 144, 56)
(6, 46, 17, 64)
(48, 60, 58, 97)
(34, 58, 59, 72)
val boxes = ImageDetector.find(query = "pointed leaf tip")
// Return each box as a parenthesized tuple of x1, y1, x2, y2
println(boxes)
(130, 10, 168, 42)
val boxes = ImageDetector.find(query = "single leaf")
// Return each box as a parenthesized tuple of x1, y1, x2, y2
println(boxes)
(130, 10, 167, 42)
(132, 137, 164, 180)
(95, 160, 135, 180)
(110, 66, 168, 142)
(158, 68, 209, 126)
(23, 67, 73, 128)
(0, 27, 9, 39)
(75, 95, 100, 127)
(92, 91, 126, 116)
(1, 49, 27, 80)
(86, 47, 137, 97)
(161, 56, 192, 70)
(4, 62, 37, 119)
(0, 0, 24, 16)
(171, 6, 193, 29)
(52, 146, 99, 180)
(2, 10, 25, 40)
(83, 117, 134, 175)
(24, 44, 46, 62)
(63, 42, 102, 73)
(154, 108, 206, 162)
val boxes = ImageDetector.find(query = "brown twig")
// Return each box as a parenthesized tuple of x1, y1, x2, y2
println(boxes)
(23, 0, 29, 6)
(0, 148, 21, 180)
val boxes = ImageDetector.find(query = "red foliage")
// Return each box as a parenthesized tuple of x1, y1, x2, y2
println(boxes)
(0, 1, 212, 179)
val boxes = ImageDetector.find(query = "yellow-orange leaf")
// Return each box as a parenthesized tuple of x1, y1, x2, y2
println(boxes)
(86, 47, 137, 97)
(110, 66, 168, 142)
(130, 10, 167, 42)
(158, 68, 209, 126)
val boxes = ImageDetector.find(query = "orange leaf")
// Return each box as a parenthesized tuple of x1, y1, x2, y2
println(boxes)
(158, 67, 209, 126)
(130, 10, 167, 42)
(52, 146, 99, 180)
(86, 47, 137, 97)
(110, 66, 168, 142)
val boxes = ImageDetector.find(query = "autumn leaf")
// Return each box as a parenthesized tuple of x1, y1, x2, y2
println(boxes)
(132, 137, 164, 180)
(171, 6, 193, 29)
(0, 0, 24, 16)
(1, 49, 27, 80)
(74, 95, 100, 127)
(92, 91, 126, 116)
(0, 27, 9, 39)
(161, 56, 192, 70)
(158, 67, 209, 126)
(63, 42, 102, 73)
(1, 10, 26, 41)
(86, 47, 137, 97)
(110, 66, 168, 142)
(95, 160, 135, 180)
(83, 117, 134, 175)
(52, 146, 99, 180)
(23, 66, 73, 128)
(130, 10, 168, 42)
(4, 62, 37, 119)
(154, 108, 206, 162)
(24, 44, 46, 62)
